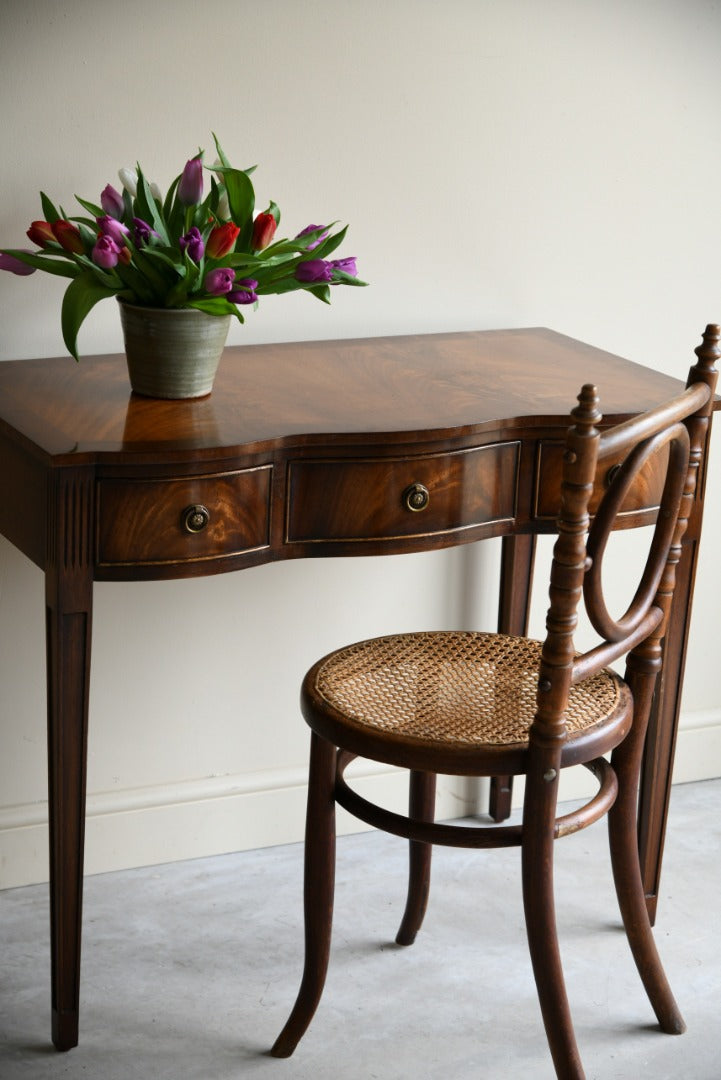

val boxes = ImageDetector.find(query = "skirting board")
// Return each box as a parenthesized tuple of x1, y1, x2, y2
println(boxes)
(1, 711, 720, 891)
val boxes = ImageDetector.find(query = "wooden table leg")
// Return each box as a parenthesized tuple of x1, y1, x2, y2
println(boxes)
(637, 331, 718, 926)
(45, 469, 94, 1050)
(489, 533, 536, 821)
(638, 533, 698, 926)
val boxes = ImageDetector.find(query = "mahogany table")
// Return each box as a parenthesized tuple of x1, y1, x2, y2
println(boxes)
(0, 326, 716, 1051)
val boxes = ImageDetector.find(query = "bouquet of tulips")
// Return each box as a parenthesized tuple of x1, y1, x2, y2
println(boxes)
(0, 134, 364, 359)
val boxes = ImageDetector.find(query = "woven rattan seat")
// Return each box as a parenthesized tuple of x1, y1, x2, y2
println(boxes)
(272, 330, 719, 1080)
(313, 631, 621, 749)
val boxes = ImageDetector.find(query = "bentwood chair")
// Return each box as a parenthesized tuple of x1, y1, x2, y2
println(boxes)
(271, 329, 718, 1079)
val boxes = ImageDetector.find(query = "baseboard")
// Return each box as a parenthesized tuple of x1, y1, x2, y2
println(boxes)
(0, 760, 477, 890)
(2, 712, 720, 891)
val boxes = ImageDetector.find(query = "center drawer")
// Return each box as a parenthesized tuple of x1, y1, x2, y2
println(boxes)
(286, 442, 519, 543)
(97, 466, 272, 567)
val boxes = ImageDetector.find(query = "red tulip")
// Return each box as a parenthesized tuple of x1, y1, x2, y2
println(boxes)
(251, 211, 277, 251)
(27, 220, 55, 248)
(52, 220, 85, 254)
(206, 222, 240, 259)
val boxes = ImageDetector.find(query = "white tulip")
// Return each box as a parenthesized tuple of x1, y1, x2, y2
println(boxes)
(118, 167, 138, 197)
(217, 189, 231, 220)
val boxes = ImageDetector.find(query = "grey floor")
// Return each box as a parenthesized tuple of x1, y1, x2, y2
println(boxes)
(1, 778, 720, 1080)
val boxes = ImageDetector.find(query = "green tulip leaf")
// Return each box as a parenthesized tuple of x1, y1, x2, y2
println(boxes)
(129, 247, 176, 295)
(259, 239, 313, 259)
(75, 196, 105, 219)
(258, 277, 306, 296)
(187, 296, 244, 322)
(61, 272, 119, 361)
(211, 133, 231, 169)
(308, 284, 332, 304)
(113, 261, 157, 305)
(40, 191, 61, 223)
(331, 271, 367, 287)
(223, 168, 255, 234)
(311, 225, 349, 260)
(1, 248, 80, 278)
(135, 167, 169, 245)
(162, 175, 180, 222)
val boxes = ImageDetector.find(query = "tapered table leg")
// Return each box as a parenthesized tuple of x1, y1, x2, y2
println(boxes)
(490, 533, 536, 821)
(638, 534, 697, 926)
(45, 468, 94, 1050)
(638, 333, 717, 925)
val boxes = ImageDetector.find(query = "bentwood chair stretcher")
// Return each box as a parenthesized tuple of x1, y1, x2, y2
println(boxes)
(0, 326, 717, 1051)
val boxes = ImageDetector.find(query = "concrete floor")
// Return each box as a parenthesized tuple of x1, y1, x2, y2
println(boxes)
(1, 778, 720, 1080)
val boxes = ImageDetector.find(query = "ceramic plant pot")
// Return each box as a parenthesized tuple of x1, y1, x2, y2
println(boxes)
(118, 301, 232, 399)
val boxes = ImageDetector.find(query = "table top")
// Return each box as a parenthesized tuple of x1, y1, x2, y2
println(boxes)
(0, 328, 687, 465)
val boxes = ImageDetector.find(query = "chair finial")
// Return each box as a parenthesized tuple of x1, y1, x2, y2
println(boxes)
(694, 324, 721, 372)
(571, 384, 602, 433)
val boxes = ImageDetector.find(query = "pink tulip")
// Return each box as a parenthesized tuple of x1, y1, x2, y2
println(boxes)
(92, 235, 121, 269)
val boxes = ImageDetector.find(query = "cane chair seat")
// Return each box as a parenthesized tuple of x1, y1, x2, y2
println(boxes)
(308, 631, 631, 773)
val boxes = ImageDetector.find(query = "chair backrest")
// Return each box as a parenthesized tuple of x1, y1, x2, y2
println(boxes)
(532, 325, 720, 749)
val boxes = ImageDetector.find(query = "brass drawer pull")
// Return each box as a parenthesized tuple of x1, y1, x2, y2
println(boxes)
(182, 504, 210, 533)
(403, 482, 430, 513)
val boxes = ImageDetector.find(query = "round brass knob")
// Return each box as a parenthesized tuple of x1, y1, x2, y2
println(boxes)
(182, 504, 210, 533)
(403, 482, 430, 513)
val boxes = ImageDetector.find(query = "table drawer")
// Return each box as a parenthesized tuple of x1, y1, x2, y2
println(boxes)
(535, 440, 669, 520)
(97, 466, 272, 566)
(287, 442, 519, 543)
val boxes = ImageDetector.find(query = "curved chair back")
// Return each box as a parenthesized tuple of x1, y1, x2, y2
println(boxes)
(532, 327, 719, 755)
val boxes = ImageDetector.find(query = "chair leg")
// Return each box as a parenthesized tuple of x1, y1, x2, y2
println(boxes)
(396, 770, 437, 946)
(522, 769, 586, 1080)
(271, 732, 337, 1058)
(608, 701, 685, 1034)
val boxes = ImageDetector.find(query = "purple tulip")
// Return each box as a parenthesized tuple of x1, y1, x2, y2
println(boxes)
(295, 224, 329, 251)
(100, 184, 125, 219)
(204, 267, 235, 295)
(0, 251, 36, 275)
(179, 226, 205, 262)
(96, 215, 129, 246)
(133, 217, 159, 247)
(228, 278, 259, 304)
(92, 235, 121, 269)
(330, 257, 358, 278)
(178, 155, 203, 206)
(295, 259, 334, 284)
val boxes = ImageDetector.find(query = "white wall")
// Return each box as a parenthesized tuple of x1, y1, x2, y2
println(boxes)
(1, 0, 720, 889)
